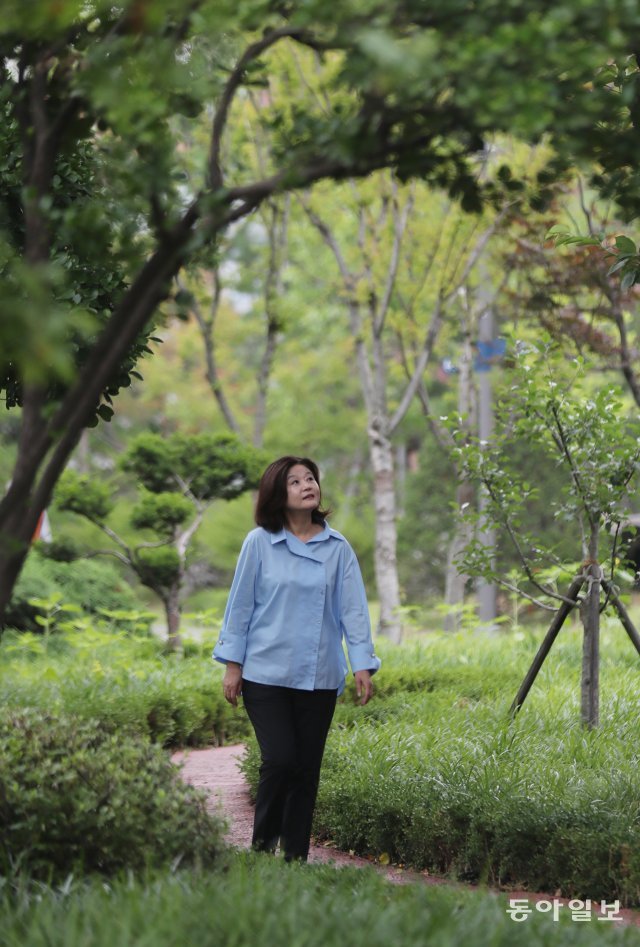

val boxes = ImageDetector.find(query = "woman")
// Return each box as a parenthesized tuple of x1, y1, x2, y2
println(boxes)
(213, 455, 380, 862)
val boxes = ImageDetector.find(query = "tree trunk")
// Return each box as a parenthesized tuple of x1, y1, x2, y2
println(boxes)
(580, 526, 600, 728)
(369, 422, 402, 643)
(443, 325, 475, 630)
(164, 584, 183, 652)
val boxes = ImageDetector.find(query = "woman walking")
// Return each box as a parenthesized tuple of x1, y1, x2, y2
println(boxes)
(214, 455, 380, 862)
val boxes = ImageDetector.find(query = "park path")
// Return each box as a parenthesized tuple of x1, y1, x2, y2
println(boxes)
(172, 744, 640, 926)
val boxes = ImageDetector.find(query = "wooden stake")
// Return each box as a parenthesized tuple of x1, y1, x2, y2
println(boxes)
(509, 574, 585, 717)
(601, 578, 640, 658)
(580, 563, 600, 729)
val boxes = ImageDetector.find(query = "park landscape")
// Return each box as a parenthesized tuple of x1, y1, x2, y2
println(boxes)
(5, 2, 640, 945)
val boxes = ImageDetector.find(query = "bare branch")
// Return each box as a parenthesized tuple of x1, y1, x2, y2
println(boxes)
(492, 577, 559, 612)
(442, 204, 512, 304)
(374, 179, 414, 336)
(481, 471, 581, 606)
(298, 193, 354, 287)
(83, 549, 132, 566)
(176, 508, 206, 561)
(389, 295, 443, 433)
(180, 273, 241, 434)
(396, 329, 452, 451)
(255, 196, 289, 447)
(549, 402, 597, 528)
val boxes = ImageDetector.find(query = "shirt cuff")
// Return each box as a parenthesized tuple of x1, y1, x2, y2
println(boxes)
(212, 638, 246, 666)
(348, 644, 381, 675)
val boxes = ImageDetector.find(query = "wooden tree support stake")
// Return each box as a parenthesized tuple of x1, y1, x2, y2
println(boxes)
(581, 563, 600, 729)
(509, 574, 585, 718)
(601, 578, 640, 658)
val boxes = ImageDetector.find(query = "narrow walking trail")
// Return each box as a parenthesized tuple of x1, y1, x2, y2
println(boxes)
(172, 744, 640, 926)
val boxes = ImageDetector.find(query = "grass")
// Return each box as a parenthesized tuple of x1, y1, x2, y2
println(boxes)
(4, 604, 640, 913)
(0, 855, 638, 947)
(0, 624, 251, 747)
(242, 618, 640, 905)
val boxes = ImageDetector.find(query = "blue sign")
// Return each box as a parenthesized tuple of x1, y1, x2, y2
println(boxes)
(474, 338, 506, 372)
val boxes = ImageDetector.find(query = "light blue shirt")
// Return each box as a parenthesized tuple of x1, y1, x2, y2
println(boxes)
(213, 524, 380, 695)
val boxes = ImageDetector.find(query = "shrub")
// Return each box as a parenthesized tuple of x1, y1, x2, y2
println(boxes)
(5, 551, 139, 631)
(0, 708, 225, 881)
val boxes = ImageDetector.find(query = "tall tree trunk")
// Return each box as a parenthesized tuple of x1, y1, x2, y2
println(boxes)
(580, 525, 600, 728)
(164, 584, 183, 652)
(369, 421, 402, 643)
(443, 324, 475, 630)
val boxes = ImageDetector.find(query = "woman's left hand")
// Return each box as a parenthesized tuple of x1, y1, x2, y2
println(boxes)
(354, 670, 374, 706)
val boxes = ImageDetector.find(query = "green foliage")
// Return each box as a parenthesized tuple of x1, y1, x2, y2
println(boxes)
(242, 628, 640, 905)
(0, 622, 250, 748)
(449, 340, 640, 597)
(53, 432, 263, 635)
(131, 492, 192, 536)
(5, 551, 139, 631)
(548, 226, 640, 291)
(0, 90, 150, 418)
(0, 707, 223, 881)
(133, 547, 181, 593)
(0, 855, 636, 947)
(122, 432, 264, 501)
(55, 470, 114, 522)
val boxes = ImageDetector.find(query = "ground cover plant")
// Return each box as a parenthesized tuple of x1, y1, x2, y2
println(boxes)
(1, 855, 638, 947)
(240, 621, 640, 906)
(0, 621, 251, 747)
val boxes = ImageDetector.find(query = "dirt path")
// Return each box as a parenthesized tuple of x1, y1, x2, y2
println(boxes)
(172, 744, 640, 926)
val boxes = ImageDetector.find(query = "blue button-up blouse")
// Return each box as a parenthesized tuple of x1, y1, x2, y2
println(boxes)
(213, 524, 380, 694)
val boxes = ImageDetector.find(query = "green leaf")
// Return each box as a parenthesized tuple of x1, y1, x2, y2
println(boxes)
(615, 235, 637, 255)
(620, 269, 638, 292)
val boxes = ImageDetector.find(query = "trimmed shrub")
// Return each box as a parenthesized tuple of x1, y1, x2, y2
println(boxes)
(0, 708, 224, 881)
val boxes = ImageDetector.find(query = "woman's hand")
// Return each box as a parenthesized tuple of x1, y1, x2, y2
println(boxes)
(354, 669, 374, 706)
(223, 662, 243, 706)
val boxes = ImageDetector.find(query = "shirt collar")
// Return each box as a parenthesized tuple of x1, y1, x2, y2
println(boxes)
(269, 523, 340, 545)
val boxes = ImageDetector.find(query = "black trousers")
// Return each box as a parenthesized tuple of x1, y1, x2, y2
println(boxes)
(241, 678, 337, 861)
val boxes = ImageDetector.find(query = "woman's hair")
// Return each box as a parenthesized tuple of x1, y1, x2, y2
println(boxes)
(255, 456, 330, 532)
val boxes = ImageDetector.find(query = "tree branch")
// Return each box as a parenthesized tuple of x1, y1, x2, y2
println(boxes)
(208, 27, 321, 191)
(181, 273, 242, 434)
(374, 178, 413, 336)
(389, 295, 443, 434)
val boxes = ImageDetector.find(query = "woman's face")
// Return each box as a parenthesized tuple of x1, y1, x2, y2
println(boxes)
(285, 464, 320, 515)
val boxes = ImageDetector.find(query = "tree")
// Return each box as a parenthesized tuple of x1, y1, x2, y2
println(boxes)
(296, 172, 509, 640)
(2, 0, 639, 623)
(54, 432, 263, 649)
(452, 340, 640, 727)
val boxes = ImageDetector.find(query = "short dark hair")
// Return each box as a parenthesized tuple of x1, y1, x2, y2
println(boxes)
(255, 456, 330, 532)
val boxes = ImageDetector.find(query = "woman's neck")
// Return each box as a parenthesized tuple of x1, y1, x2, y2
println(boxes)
(285, 511, 321, 540)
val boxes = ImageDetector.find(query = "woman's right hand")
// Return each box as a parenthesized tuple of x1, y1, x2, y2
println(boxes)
(222, 662, 243, 707)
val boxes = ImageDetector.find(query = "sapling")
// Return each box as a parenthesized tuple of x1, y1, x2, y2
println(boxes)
(451, 338, 640, 726)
